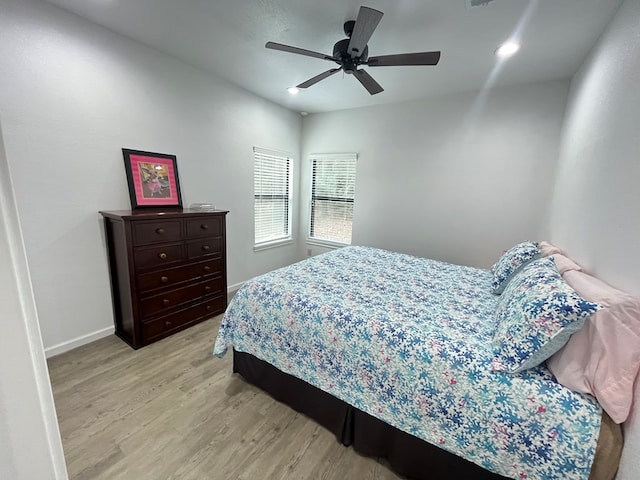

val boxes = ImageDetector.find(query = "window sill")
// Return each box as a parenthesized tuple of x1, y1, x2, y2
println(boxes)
(306, 238, 350, 249)
(254, 238, 294, 252)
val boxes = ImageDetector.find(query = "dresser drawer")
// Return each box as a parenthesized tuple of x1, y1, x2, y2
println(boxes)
(132, 220, 182, 246)
(137, 258, 223, 292)
(134, 243, 184, 270)
(186, 237, 222, 259)
(186, 216, 223, 238)
(139, 276, 225, 318)
(142, 295, 226, 343)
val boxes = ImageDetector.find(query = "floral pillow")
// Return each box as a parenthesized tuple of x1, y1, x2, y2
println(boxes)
(491, 257, 601, 374)
(490, 241, 541, 294)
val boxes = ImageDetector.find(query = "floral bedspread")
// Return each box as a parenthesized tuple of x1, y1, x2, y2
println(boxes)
(214, 246, 601, 480)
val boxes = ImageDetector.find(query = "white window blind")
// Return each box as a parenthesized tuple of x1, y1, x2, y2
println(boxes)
(309, 153, 357, 245)
(254, 147, 293, 248)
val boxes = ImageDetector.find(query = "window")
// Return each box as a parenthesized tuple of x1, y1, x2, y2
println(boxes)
(309, 153, 357, 245)
(254, 147, 293, 249)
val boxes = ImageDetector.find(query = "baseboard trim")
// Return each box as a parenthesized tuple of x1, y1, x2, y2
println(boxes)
(45, 283, 246, 358)
(227, 282, 245, 304)
(45, 326, 113, 359)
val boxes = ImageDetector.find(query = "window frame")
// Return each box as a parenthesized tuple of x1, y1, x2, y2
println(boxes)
(307, 152, 358, 248)
(253, 147, 294, 251)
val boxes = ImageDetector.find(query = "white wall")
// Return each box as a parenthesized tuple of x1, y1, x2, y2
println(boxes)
(545, 0, 639, 478)
(0, 0, 302, 355)
(301, 80, 570, 268)
(0, 120, 67, 479)
(547, 0, 639, 297)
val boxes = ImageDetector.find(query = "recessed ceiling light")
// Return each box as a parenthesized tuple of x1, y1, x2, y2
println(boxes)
(287, 87, 300, 95)
(496, 42, 520, 58)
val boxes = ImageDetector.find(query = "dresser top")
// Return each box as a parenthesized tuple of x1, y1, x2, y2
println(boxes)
(100, 209, 229, 220)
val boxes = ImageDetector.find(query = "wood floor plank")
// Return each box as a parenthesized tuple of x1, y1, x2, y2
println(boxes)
(48, 316, 404, 479)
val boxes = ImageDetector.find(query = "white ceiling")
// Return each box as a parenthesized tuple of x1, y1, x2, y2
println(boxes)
(43, 0, 622, 114)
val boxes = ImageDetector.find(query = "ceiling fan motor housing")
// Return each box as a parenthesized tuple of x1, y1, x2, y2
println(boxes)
(333, 38, 368, 73)
(343, 20, 356, 37)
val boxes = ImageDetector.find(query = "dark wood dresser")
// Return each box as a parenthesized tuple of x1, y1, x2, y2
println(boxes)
(99, 209, 228, 349)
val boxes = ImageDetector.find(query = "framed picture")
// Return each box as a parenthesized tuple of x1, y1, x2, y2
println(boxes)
(122, 148, 183, 209)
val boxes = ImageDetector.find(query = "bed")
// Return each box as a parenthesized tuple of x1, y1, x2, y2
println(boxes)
(214, 246, 623, 480)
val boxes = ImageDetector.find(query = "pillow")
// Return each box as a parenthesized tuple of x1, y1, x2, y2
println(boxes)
(491, 257, 601, 373)
(547, 270, 640, 423)
(551, 254, 583, 275)
(490, 241, 541, 294)
(538, 240, 564, 257)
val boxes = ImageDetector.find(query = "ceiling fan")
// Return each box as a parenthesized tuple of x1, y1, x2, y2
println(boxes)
(265, 6, 441, 95)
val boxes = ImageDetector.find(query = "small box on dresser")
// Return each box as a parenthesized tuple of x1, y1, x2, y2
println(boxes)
(99, 209, 228, 349)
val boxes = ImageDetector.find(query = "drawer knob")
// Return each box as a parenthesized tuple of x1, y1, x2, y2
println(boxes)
(204, 266, 211, 272)
(160, 276, 169, 283)
(201, 224, 209, 230)
(156, 228, 165, 234)
(202, 245, 211, 251)
(204, 286, 211, 292)
(165, 321, 172, 328)
(163, 299, 170, 305)
(206, 305, 212, 311)
(159, 252, 167, 259)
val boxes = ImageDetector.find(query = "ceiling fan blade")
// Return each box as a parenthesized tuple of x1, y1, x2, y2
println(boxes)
(265, 41, 335, 61)
(367, 51, 441, 67)
(354, 69, 384, 95)
(348, 6, 383, 58)
(297, 68, 342, 89)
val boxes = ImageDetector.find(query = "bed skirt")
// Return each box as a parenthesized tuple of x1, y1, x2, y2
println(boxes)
(233, 349, 508, 480)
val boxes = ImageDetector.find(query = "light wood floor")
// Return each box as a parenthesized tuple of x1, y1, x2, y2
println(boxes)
(47, 317, 404, 480)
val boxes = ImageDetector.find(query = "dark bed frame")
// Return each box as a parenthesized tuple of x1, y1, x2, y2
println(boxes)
(233, 349, 508, 480)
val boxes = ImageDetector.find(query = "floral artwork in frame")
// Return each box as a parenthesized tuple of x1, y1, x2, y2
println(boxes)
(122, 148, 183, 209)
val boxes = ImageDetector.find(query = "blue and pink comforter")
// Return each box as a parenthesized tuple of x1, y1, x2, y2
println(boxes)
(214, 246, 601, 480)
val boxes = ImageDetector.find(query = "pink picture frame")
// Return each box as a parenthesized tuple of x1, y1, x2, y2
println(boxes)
(122, 149, 183, 209)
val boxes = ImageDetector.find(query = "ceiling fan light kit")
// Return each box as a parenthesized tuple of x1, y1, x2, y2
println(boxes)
(265, 5, 441, 95)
